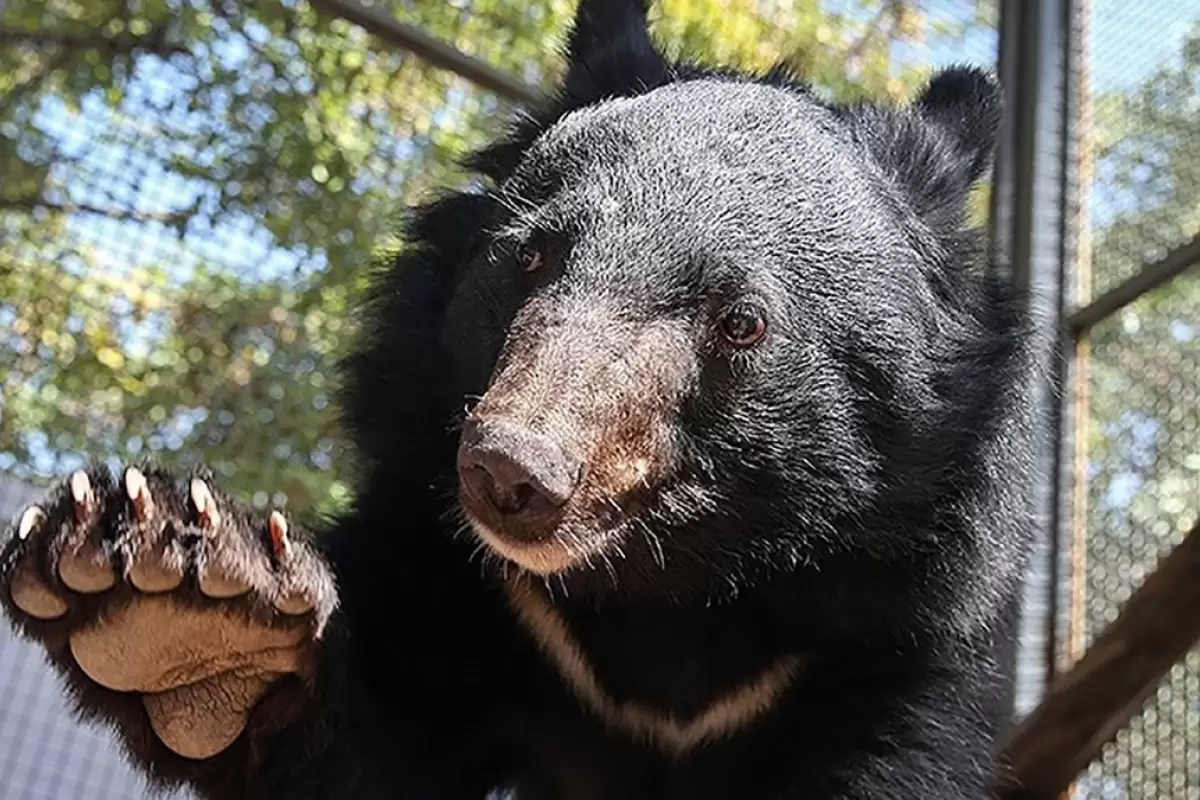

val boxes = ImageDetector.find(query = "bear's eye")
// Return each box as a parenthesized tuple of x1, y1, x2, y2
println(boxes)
(719, 305, 767, 347)
(518, 242, 544, 273)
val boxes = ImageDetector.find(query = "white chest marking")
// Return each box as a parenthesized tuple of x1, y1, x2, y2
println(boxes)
(503, 579, 802, 754)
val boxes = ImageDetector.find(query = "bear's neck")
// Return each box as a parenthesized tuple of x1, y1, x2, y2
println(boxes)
(502, 577, 803, 753)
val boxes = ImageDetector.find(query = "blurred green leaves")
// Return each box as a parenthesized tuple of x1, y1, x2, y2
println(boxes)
(0, 0, 988, 514)
(1072, 23, 1200, 796)
(1084, 24, 1200, 549)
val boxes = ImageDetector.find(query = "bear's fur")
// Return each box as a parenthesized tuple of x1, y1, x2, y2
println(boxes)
(1, 1, 1041, 798)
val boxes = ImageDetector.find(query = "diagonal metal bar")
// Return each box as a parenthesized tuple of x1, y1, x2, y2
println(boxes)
(1066, 234, 1200, 336)
(307, 0, 545, 106)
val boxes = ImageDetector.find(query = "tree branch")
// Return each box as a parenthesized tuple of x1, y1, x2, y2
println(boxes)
(0, 195, 193, 227)
(844, 0, 905, 64)
(0, 25, 186, 57)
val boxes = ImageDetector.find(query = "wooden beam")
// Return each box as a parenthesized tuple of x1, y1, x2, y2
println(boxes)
(994, 520, 1200, 799)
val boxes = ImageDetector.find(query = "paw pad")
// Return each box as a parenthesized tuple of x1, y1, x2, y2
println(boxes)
(10, 505, 68, 620)
(58, 543, 117, 595)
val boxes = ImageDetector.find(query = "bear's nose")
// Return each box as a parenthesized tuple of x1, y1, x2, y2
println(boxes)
(457, 419, 583, 517)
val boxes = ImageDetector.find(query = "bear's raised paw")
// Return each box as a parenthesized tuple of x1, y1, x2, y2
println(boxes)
(0, 464, 337, 760)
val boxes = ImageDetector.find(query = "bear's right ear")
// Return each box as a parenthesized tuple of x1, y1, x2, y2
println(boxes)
(559, 0, 669, 105)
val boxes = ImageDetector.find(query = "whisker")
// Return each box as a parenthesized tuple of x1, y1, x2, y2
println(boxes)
(599, 550, 619, 589)
(640, 524, 667, 570)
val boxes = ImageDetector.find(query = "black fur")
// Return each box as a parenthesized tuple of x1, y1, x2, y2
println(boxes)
(1, 2, 1042, 798)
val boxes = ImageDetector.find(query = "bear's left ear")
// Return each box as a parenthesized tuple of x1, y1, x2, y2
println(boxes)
(465, 0, 669, 181)
(846, 66, 1003, 233)
(912, 66, 1003, 187)
(560, 0, 669, 105)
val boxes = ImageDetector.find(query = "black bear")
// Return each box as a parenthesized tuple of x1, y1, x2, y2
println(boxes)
(0, 1, 1041, 798)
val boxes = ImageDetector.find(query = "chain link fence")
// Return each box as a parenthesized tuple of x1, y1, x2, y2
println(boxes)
(0, 0, 1196, 798)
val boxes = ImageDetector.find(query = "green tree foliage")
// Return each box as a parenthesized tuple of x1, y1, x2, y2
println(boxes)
(0, 0, 994, 513)
(1085, 24, 1200, 553)
(1074, 24, 1199, 800)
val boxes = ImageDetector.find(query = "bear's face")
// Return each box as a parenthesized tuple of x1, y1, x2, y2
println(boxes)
(367, 0, 1039, 623)
(444, 75, 1002, 603)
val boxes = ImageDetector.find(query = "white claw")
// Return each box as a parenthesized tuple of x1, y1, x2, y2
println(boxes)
(69, 471, 92, 521)
(17, 507, 44, 540)
(190, 478, 219, 530)
(125, 467, 153, 519)
(268, 511, 290, 557)
(70, 471, 91, 501)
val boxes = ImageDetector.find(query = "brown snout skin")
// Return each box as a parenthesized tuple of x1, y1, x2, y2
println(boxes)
(455, 306, 695, 571)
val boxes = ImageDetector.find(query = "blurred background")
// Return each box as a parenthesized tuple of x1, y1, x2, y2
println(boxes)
(0, 0, 1196, 797)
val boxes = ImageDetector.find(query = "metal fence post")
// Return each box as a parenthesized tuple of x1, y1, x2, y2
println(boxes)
(989, 0, 1083, 718)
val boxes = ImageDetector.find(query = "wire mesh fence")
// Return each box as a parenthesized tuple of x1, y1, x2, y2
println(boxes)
(1062, 2, 1200, 799)
(0, 0, 1195, 798)
(1071, 280, 1200, 800)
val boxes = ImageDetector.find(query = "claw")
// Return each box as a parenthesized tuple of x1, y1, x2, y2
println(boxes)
(70, 471, 93, 523)
(125, 467, 154, 520)
(268, 511, 290, 558)
(17, 506, 44, 540)
(190, 478, 220, 531)
(268, 513, 311, 614)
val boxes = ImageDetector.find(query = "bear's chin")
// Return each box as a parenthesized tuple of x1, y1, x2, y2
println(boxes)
(462, 509, 628, 577)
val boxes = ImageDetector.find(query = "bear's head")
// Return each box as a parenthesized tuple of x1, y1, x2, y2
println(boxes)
(352, 0, 1039, 641)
